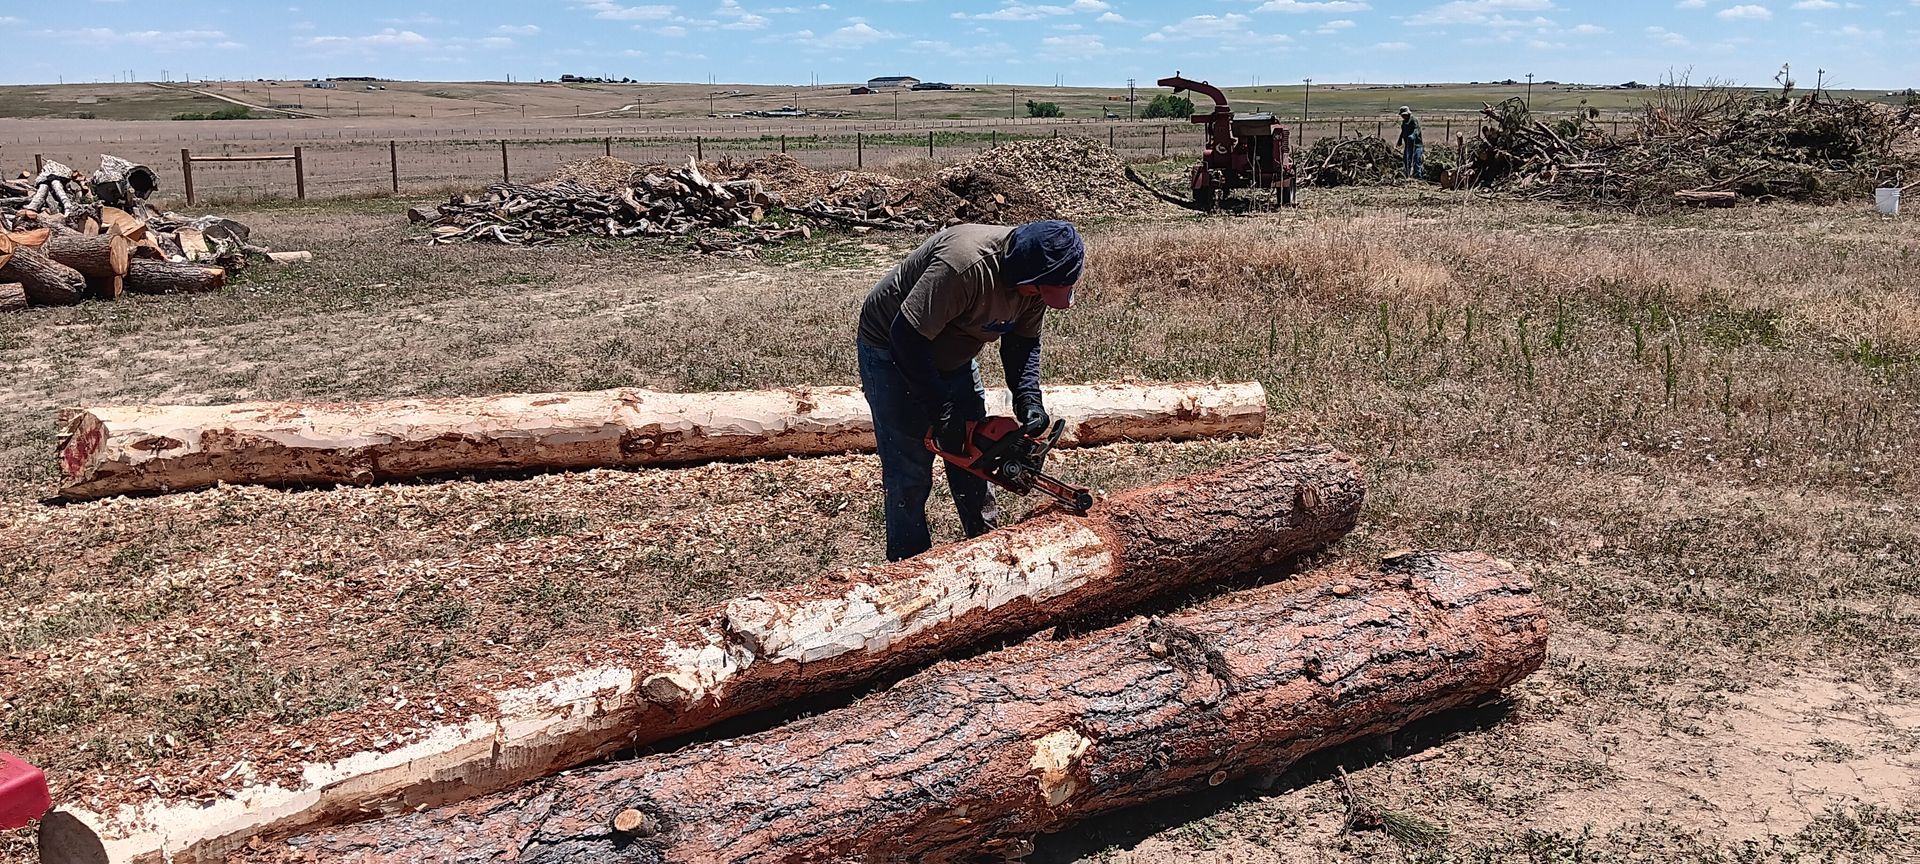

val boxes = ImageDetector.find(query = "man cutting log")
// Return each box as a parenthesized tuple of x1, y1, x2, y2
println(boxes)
(856, 220, 1085, 561)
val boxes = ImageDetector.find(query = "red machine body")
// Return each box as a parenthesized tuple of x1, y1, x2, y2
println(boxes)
(0, 751, 51, 830)
(1158, 73, 1298, 208)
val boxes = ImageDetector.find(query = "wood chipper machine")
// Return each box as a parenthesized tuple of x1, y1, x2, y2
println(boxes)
(1158, 73, 1298, 209)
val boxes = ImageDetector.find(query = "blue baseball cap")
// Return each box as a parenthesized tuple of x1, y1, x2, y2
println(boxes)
(1005, 220, 1084, 308)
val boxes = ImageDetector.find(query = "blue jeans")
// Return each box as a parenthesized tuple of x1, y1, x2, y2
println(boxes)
(1404, 143, 1425, 179)
(857, 340, 998, 561)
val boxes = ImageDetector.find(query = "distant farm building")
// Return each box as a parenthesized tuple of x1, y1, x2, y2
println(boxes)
(304, 80, 337, 89)
(867, 76, 920, 89)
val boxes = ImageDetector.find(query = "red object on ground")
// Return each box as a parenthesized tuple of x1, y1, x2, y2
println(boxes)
(0, 751, 51, 829)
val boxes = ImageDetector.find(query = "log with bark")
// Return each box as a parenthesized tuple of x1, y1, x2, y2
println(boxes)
(56, 381, 1269, 501)
(38, 449, 1364, 864)
(242, 551, 1546, 864)
(123, 259, 225, 295)
(0, 243, 86, 307)
(43, 232, 131, 300)
(89, 155, 159, 206)
(0, 282, 25, 312)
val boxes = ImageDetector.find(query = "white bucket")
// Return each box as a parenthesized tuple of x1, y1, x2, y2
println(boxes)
(1876, 187, 1901, 216)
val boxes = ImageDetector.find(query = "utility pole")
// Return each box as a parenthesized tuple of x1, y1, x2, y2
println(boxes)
(1127, 78, 1136, 120)
(1525, 72, 1534, 110)
(1302, 77, 1312, 126)
(1012, 88, 1018, 119)
(895, 90, 899, 120)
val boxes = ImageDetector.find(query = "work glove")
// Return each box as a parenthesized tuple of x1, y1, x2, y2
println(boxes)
(1013, 391, 1050, 439)
(932, 402, 970, 455)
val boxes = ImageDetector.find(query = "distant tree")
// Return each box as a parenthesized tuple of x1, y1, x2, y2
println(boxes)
(1026, 100, 1063, 118)
(1140, 94, 1195, 120)
(1905, 89, 1920, 108)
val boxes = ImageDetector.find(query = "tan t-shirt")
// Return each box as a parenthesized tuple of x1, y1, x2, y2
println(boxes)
(856, 225, 1047, 371)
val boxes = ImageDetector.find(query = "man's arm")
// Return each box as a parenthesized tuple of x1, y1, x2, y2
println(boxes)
(1000, 333, 1048, 436)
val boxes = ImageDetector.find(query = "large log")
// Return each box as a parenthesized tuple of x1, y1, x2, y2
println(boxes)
(56, 381, 1270, 501)
(123, 259, 225, 295)
(0, 283, 25, 312)
(0, 243, 86, 307)
(43, 233, 131, 300)
(249, 552, 1547, 863)
(38, 449, 1363, 864)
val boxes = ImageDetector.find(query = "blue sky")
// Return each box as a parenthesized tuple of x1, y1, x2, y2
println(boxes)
(2, 0, 1915, 89)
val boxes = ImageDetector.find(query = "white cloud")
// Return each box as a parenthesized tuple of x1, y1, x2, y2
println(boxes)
(1645, 24, 1689, 44)
(580, 2, 678, 21)
(1675, 0, 1705, 6)
(1568, 22, 1606, 33)
(1406, 0, 1554, 26)
(0, 16, 21, 25)
(1069, 0, 1110, 9)
(48, 27, 236, 51)
(1096, 11, 1130, 22)
(379, 13, 442, 25)
(1256, 0, 1371, 11)
(1315, 18, 1357, 32)
(968, 3, 1073, 20)
(806, 18, 896, 46)
(494, 24, 542, 35)
(1790, 0, 1837, 7)
(657, 24, 689, 36)
(305, 28, 431, 50)
(1373, 39, 1412, 49)
(713, 0, 770, 29)
(1040, 33, 1106, 55)
(764, 3, 830, 10)
(1144, 12, 1250, 40)
(1717, 4, 1771, 18)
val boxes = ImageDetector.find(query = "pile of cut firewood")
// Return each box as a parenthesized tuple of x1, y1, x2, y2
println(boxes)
(2, 155, 309, 310)
(410, 157, 812, 256)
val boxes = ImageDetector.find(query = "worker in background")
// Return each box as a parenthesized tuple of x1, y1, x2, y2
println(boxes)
(856, 220, 1085, 561)
(1399, 106, 1425, 179)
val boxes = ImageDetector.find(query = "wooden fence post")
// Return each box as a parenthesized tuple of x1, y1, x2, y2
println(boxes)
(1444, 118, 1451, 145)
(781, 134, 787, 154)
(1109, 126, 1115, 149)
(991, 129, 997, 149)
(857, 132, 863, 169)
(180, 149, 195, 206)
(293, 146, 305, 200)
(696, 136, 703, 162)
(1376, 120, 1383, 139)
(927, 130, 934, 160)
(500, 141, 510, 183)
(604, 136, 612, 157)
(389, 140, 399, 194)
(33, 154, 44, 174)
(1160, 125, 1167, 156)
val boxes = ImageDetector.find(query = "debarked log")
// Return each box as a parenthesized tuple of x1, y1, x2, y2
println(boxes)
(56, 381, 1270, 500)
(256, 551, 1548, 864)
(36, 450, 1362, 864)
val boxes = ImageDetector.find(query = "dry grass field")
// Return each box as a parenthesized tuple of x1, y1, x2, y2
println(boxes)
(1, 182, 1917, 862)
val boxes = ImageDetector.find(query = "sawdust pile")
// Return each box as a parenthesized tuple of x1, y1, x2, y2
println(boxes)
(951, 137, 1179, 220)
(539, 156, 642, 194)
(713, 154, 902, 206)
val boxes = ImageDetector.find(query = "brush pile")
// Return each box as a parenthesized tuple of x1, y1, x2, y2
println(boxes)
(3, 155, 300, 309)
(1468, 91, 1920, 209)
(412, 157, 810, 256)
(956, 136, 1178, 220)
(1301, 135, 1402, 187)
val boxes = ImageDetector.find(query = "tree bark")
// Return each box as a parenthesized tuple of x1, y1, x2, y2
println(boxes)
(250, 552, 1547, 864)
(0, 283, 25, 312)
(56, 382, 1269, 501)
(0, 244, 86, 307)
(42, 233, 132, 300)
(123, 259, 226, 295)
(37, 450, 1363, 864)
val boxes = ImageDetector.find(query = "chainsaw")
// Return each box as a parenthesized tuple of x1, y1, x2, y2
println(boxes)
(927, 416, 1095, 515)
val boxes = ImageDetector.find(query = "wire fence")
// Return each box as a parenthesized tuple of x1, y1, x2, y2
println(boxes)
(5, 114, 1613, 203)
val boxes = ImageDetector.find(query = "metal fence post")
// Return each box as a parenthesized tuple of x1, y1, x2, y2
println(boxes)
(293, 146, 306, 200)
(180, 149, 195, 206)
(389, 140, 399, 194)
(499, 140, 510, 183)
